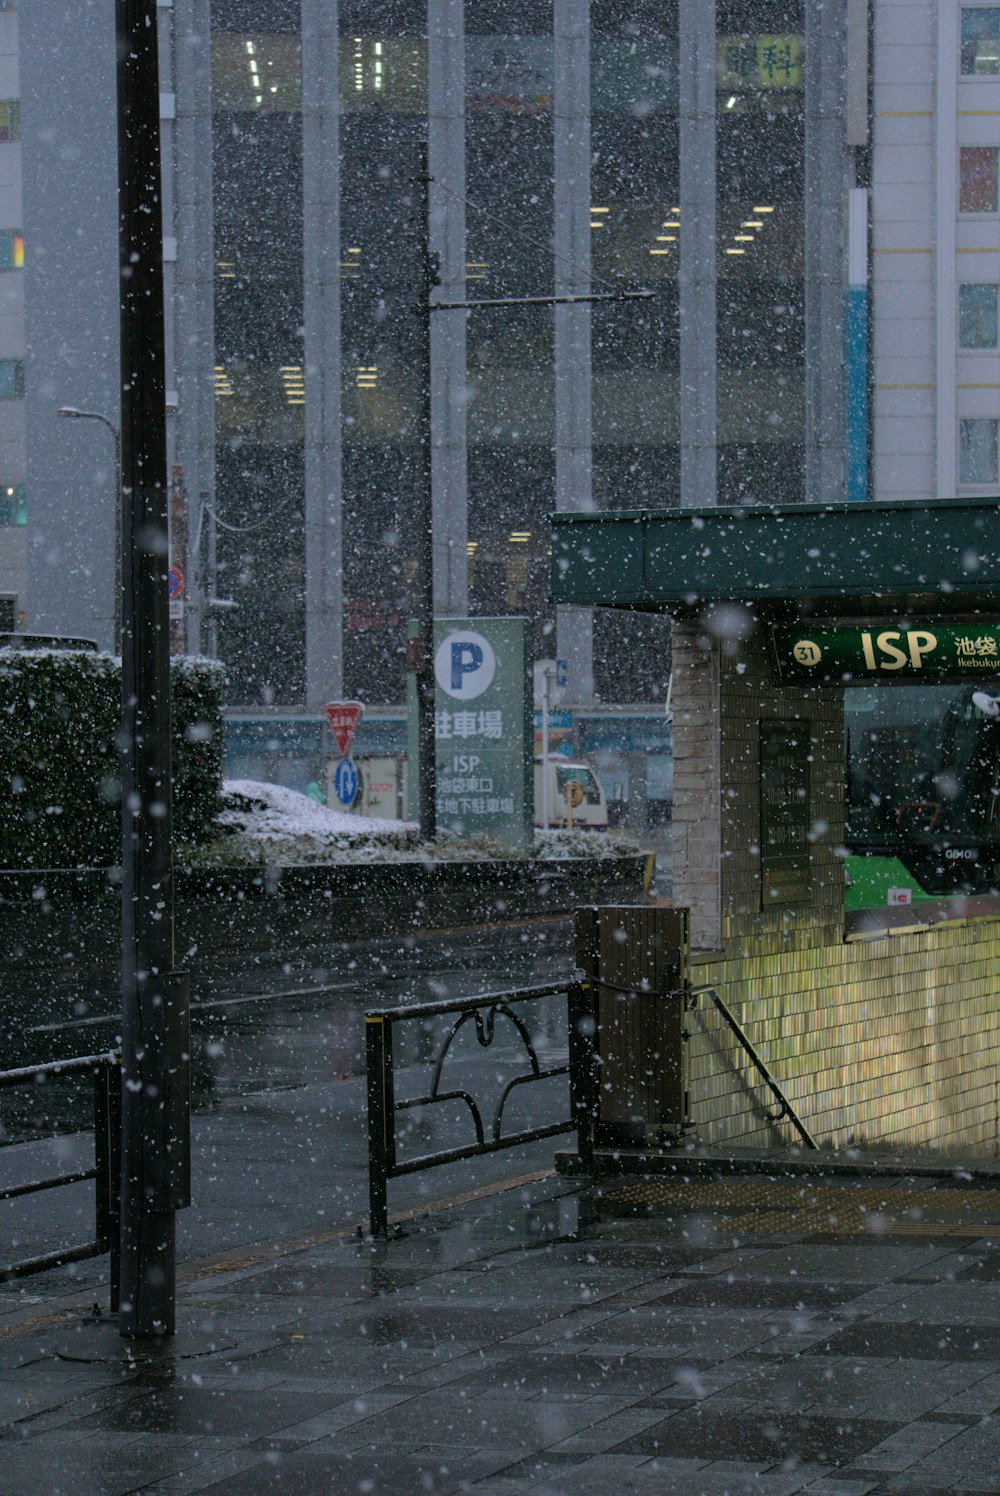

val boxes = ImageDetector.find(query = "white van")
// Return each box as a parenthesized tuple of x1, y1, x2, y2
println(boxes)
(533, 756, 608, 830)
(336, 755, 407, 819)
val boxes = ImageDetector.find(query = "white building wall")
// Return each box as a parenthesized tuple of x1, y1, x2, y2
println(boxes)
(874, 0, 1000, 501)
(953, 7, 1000, 495)
(872, 0, 937, 501)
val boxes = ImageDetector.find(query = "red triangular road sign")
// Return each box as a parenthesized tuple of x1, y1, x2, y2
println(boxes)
(324, 700, 364, 758)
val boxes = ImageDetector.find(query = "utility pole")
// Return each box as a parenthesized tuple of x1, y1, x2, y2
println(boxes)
(410, 142, 438, 841)
(407, 141, 651, 841)
(116, 0, 190, 1338)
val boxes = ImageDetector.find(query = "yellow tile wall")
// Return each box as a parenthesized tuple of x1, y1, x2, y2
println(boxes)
(688, 915, 1000, 1156)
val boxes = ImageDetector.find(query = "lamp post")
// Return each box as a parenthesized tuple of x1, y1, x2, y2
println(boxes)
(115, 0, 189, 1340)
(57, 405, 123, 653)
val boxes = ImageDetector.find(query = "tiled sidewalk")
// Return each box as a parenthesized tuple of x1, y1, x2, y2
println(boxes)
(2, 1168, 1000, 1494)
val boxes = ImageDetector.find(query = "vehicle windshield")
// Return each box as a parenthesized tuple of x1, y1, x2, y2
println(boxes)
(554, 766, 602, 805)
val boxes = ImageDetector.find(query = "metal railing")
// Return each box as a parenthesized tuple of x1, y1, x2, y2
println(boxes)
(366, 980, 598, 1236)
(0, 1052, 121, 1302)
(696, 986, 818, 1150)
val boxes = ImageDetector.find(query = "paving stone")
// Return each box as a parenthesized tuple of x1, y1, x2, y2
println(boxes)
(6, 1168, 1000, 1494)
(882, 1416, 1000, 1491)
(64, 1383, 348, 1439)
(481, 1451, 706, 1496)
(803, 1479, 881, 1495)
(727, 1244, 957, 1283)
(807, 1321, 1000, 1362)
(546, 1404, 669, 1453)
(705, 1354, 986, 1421)
(871, 1283, 1000, 1326)
(192, 1442, 515, 1494)
(852, 1417, 964, 1469)
(609, 1406, 902, 1465)
(456, 1350, 694, 1398)
(935, 1372, 1000, 1415)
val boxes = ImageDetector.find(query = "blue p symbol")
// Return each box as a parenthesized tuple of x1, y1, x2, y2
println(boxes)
(451, 641, 483, 690)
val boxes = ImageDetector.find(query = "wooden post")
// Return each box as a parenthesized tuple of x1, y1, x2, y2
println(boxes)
(574, 905, 690, 1148)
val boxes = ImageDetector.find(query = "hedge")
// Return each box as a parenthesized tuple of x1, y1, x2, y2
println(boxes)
(0, 649, 225, 869)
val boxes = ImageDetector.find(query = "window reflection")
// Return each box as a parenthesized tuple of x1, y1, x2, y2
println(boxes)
(960, 418, 999, 485)
(717, 1, 804, 505)
(960, 146, 999, 212)
(961, 7, 1000, 75)
(959, 284, 999, 349)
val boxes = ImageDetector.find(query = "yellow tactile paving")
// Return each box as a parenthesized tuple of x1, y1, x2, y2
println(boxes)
(592, 1177, 1000, 1240)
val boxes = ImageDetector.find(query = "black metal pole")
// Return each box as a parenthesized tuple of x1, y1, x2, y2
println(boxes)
(117, 0, 190, 1338)
(366, 1015, 391, 1238)
(413, 142, 437, 841)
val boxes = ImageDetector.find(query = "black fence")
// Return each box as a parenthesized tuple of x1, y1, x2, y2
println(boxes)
(366, 980, 598, 1236)
(0, 1052, 121, 1302)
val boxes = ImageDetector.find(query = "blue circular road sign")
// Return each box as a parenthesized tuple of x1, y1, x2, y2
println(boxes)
(333, 756, 359, 807)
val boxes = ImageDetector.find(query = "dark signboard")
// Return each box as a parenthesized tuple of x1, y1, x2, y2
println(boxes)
(771, 623, 1000, 686)
(759, 719, 812, 905)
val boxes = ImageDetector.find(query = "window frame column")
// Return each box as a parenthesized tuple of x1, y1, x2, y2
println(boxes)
(679, 0, 717, 507)
(302, 0, 344, 705)
(554, 0, 594, 701)
(429, 0, 468, 616)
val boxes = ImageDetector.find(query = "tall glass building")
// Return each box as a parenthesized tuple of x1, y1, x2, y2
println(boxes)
(19, 1, 860, 724)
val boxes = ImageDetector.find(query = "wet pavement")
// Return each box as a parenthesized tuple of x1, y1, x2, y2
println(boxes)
(3, 1161, 1000, 1494)
(1, 920, 574, 1270)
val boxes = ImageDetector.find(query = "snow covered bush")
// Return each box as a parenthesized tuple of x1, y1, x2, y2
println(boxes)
(0, 648, 224, 868)
(202, 779, 418, 864)
(183, 780, 643, 867)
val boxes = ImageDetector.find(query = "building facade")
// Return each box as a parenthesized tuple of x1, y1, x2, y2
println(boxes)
(12, 3, 992, 738)
(873, 1, 1000, 505)
(0, 2, 22, 632)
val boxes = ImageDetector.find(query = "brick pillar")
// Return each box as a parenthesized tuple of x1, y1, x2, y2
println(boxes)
(670, 615, 845, 953)
(670, 619, 722, 950)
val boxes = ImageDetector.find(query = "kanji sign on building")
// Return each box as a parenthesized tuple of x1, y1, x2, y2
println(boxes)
(324, 700, 364, 757)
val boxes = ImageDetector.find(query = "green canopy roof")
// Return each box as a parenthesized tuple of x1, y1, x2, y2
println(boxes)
(551, 497, 1000, 617)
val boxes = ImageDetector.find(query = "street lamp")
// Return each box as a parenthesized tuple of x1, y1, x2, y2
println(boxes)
(57, 404, 123, 653)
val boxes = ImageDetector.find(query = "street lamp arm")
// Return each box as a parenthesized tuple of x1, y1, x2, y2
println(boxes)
(56, 403, 123, 653)
(57, 405, 120, 441)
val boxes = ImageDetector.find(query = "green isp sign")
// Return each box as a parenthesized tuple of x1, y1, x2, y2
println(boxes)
(408, 617, 532, 849)
(772, 623, 1000, 686)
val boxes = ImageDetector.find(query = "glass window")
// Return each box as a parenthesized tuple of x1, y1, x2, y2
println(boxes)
(962, 8, 1000, 74)
(716, 1, 805, 505)
(0, 360, 23, 398)
(0, 484, 25, 525)
(0, 231, 23, 270)
(554, 763, 603, 806)
(960, 417, 999, 483)
(960, 146, 999, 211)
(0, 101, 20, 143)
(959, 283, 999, 347)
(211, 34, 302, 113)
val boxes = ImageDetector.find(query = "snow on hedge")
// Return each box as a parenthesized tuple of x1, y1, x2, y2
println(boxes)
(194, 779, 642, 866)
(216, 779, 417, 862)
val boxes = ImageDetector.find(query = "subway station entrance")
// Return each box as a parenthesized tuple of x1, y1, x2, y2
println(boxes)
(552, 496, 1000, 1159)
